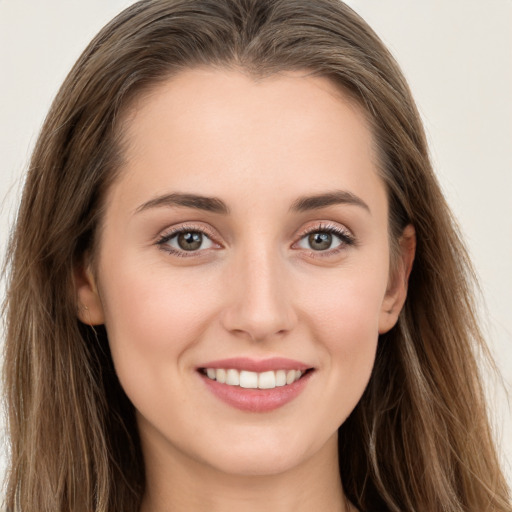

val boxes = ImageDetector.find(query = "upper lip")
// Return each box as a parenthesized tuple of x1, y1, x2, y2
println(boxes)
(197, 357, 312, 373)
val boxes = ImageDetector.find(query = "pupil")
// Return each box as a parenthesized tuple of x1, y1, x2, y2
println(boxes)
(178, 232, 202, 251)
(309, 232, 332, 251)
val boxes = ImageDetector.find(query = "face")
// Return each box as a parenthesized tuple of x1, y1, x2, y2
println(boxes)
(78, 68, 412, 477)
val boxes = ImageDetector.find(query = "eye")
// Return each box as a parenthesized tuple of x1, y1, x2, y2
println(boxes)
(295, 224, 355, 253)
(156, 226, 217, 256)
(302, 232, 339, 251)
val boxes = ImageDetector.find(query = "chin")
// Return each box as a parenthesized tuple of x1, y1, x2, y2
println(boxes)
(204, 449, 308, 477)
(193, 427, 332, 478)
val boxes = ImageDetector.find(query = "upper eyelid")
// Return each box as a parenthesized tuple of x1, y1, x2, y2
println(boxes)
(294, 221, 354, 239)
(157, 222, 219, 242)
(300, 224, 350, 235)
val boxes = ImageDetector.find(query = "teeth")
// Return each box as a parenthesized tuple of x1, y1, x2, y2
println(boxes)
(204, 368, 305, 389)
(239, 370, 258, 388)
(258, 370, 276, 389)
(275, 370, 286, 387)
(226, 369, 239, 386)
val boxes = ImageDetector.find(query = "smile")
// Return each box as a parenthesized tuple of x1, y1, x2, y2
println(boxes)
(197, 358, 314, 412)
(202, 368, 304, 389)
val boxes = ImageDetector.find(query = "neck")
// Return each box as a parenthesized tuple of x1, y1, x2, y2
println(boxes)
(139, 430, 351, 512)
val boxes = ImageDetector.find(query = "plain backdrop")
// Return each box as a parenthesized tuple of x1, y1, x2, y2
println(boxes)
(1, 0, 511, 484)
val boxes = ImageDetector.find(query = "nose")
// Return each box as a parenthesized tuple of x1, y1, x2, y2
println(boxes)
(220, 246, 298, 342)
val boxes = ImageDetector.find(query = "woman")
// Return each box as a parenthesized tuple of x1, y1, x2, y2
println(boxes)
(2, 0, 511, 510)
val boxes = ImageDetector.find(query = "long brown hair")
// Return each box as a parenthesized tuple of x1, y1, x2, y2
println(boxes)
(3, 1, 510, 510)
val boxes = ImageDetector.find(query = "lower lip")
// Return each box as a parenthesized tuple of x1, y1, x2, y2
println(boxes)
(200, 371, 313, 412)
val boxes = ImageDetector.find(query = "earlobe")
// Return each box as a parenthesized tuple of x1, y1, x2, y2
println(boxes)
(75, 263, 105, 325)
(378, 224, 416, 334)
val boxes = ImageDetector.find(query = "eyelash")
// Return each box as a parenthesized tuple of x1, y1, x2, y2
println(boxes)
(155, 222, 355, 258)
(156, 223, 219, 258)
(296, 223, 356, 257)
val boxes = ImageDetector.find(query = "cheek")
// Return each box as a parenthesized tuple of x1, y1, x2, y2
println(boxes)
(98, 257, 222, 390)
(305, 261, 388, 341)
(302, 266, 387, 407)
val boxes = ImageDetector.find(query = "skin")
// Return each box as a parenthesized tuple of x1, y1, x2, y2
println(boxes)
(77, 68, 415, 512)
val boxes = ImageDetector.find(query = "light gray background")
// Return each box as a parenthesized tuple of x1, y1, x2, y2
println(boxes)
(1, 0, 511, 483)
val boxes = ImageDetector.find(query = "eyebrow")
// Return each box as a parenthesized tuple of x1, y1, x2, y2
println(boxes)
(135, 193, 230, 215)
(290, 190, 370, 214)
(134, 189, 370, 216)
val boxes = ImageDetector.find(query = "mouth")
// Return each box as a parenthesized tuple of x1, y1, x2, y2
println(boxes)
(199, 367, 312, 389)
(197, 358, 315, 412)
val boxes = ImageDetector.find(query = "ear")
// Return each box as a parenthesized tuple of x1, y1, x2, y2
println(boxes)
(378, 224, 416, 334)
(75, 261, 105, 325)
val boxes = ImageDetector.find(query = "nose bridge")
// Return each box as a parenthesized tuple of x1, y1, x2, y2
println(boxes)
(222, 239, 297, 341)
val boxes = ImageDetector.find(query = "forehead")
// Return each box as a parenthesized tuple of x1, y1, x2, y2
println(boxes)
(111, 67, 384, 216)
